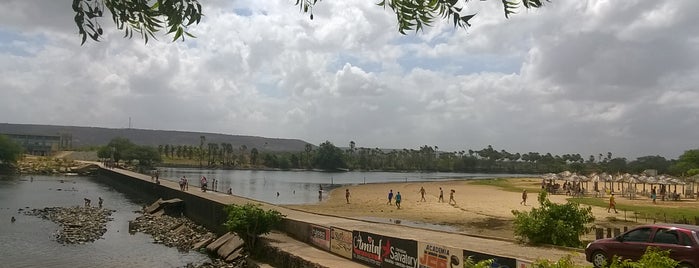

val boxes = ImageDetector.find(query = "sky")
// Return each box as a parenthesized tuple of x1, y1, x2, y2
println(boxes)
(0, 0, 698, 160)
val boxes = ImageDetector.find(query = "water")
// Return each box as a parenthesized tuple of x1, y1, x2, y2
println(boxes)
(156, 168, 526, 204)
(0, 174, 210, 268)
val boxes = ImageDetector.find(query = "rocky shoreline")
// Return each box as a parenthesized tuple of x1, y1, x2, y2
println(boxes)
(23, 204, 249, 268)
(23, 206, 114, 244)
(129, 213, 217, 252)
(130, 213, 248, 268)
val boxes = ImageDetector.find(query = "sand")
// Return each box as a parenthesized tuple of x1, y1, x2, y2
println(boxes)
(288, 178, 699, 241)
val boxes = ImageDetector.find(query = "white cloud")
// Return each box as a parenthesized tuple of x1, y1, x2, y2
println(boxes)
(0, 0, 697, 160)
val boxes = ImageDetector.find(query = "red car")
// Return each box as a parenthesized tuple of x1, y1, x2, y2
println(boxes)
(585, 224, 699, 267)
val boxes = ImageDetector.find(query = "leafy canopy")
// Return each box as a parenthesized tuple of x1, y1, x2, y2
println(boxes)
(97, 137, 162, 167)
(511, 191, 594, 247)
(223, 203, 285, 252)
(73, 0, 549, 44)
(0, 135, 24, 166)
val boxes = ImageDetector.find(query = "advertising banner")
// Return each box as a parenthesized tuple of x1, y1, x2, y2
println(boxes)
(309, 225, 330, 251)
(463, 250, 517, 268)
(516, 259, 533, 268)
(352, 230, 384, 267)
(417, 242, 463, 268)
(381, 236, 418, 268)
(330, 227, 353, 259)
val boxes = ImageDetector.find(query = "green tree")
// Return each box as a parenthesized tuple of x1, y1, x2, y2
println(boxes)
(511, 191, 594, 247)
(672, 149, 699, 175)
(129, 145, 162, 167)
(223, 203, 285, 252)
(73, 0, 548, 44)
(106, 137, 136, 163)
(314, 141, 347, 171)
(0, 135, 23, 166)
(250, 148, 259, 166)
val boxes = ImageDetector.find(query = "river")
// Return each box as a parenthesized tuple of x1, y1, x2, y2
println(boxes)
(0, 174, 209, 268)
(155, 168, 525, 204)
(0, 169, 522, 267)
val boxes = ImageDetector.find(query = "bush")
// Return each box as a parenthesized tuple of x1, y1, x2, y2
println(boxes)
(530, 248, 678, 267)
(223, 203, 285, 253)
(463, 257, 493, 268)
(512, 191, 595, 247)
(608, 247, 679, 268)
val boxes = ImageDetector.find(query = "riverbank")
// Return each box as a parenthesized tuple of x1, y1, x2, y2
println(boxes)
(288, 178, 699, 242)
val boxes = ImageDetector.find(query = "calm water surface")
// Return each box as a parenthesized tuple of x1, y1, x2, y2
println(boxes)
(156, 168, 526, 204)
(0, 174, 210, 268)
(0, 169, 526, 267)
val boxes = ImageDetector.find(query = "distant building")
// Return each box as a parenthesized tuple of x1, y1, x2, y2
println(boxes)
(1, 133, 72, 156)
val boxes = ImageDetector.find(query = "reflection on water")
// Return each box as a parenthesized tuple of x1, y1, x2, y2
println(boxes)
(156, 168, 523, 205)
(0, 174, 209, 268)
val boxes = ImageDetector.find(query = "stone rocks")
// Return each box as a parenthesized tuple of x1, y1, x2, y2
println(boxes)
(24, 206, 114, 244)
(129, 213, 217, 252)
(130, 213, 248, 268)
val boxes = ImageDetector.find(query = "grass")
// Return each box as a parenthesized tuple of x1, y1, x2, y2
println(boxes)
(470, 178, 699, 224)
(468, 178, 530, 193)
(569, 197, 699, 223)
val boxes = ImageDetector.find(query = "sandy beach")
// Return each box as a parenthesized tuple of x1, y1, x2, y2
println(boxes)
(288, 178, 699, 242)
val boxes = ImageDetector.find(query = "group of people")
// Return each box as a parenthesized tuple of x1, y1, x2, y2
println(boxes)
(178, 176, 189, 191)
(384, 186, 456, 209)
(83, 197, 104, 208)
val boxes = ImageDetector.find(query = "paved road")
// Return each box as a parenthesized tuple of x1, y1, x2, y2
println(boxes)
(100, 164, 588, 266)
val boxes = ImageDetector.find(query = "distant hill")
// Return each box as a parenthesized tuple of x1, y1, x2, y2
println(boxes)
(0, 123, 311, 152)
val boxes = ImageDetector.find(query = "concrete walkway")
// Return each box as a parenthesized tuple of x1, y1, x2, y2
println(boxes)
(100, 164, 587, 266)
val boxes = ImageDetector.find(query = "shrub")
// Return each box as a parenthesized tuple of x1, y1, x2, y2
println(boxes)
(223, 203, 285, 252)
(512, 191, 595, 247)
(608, 247, 679, 268)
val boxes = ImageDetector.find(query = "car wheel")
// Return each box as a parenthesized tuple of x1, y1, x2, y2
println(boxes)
(677, 263, 693, 268)
(591, 251, 608, 268)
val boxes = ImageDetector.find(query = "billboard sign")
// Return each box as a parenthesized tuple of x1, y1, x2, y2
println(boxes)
(330, 227, 353, 259)
(353, 231, 384, 267)
(310, 225, 330, 251)
(417, 242, 462, 268)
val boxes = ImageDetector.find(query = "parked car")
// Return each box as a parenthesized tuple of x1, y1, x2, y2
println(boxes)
(585, 224, 699, 267)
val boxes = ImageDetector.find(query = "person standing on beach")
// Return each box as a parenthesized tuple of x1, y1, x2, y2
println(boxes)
(448, 189, 456, 205)
(387, 190, 394, 205)
(345, 189, 351, 204)
(608, 193, 618, 213)
(438, 187, 444, 203)
(520, 190, 527, 206)
(98, 197, 103, 208)
(395, 192, 402, 209)
(419, 186, 426, 202)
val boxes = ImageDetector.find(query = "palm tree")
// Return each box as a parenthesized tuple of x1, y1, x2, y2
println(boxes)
(199, 136, 205, 167)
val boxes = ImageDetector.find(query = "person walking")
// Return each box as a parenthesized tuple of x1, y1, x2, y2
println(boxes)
(345, 189, 351, 204)
(387, 189, 394, 205)
(419, 186, 426, 202)
(520, 190, 527, 206)
(448, 189, 456, 205)
(608, 193, 618, 213)
(395, 191, 402, 209)
(438, 187, 444, 203)
(651, 187, 657, 204)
